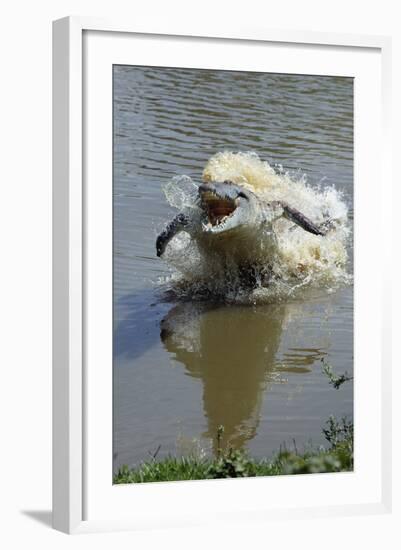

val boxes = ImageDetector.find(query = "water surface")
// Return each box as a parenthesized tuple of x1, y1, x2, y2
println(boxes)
(113, 66, 353, 470)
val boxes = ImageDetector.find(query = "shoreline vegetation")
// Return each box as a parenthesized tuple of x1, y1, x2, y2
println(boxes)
(114, 362, 353, 484)
(114, 416, 353, 484)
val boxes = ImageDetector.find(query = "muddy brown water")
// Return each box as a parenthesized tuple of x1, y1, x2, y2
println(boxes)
(113, 66, 353, 471)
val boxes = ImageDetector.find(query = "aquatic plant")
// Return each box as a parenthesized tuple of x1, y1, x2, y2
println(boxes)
(321, 359, 353, 390)
(207, 448, 252, 479)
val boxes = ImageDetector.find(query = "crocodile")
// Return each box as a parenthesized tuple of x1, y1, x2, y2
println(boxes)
(156, 180, 324, 258)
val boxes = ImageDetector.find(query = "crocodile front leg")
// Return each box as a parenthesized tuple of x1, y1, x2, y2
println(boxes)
(156, 213, 190, 257)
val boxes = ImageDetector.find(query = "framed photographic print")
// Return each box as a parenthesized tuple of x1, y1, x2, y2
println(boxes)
(52, 17, 392, 533)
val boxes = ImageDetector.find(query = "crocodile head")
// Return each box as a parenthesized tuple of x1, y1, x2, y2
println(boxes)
(198, 180, 270, 235)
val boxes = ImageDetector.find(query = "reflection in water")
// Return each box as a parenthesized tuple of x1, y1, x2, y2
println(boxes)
(160, 302, 327, 454)
(275, 348, 327, 371)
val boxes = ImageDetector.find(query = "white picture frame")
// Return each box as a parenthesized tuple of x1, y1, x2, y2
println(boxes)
(52, 16, 392, 534)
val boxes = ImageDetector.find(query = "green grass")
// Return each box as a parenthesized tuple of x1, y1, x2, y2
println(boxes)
(114, 417, 353, 484)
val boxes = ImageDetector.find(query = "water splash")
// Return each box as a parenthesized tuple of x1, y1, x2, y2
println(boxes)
(163, 175, 199, 212)
(159, 151, 352, 304)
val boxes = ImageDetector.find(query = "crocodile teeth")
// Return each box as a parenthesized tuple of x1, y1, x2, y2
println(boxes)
(203, 222, 211, 229)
